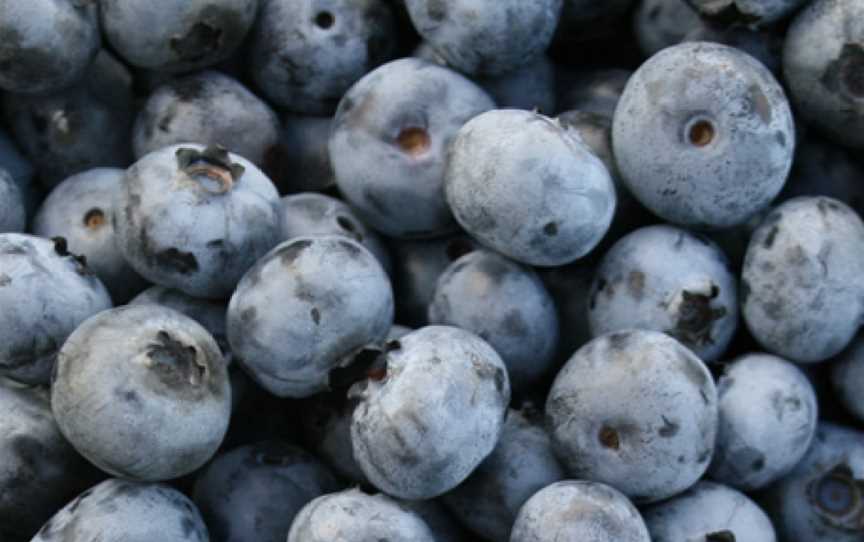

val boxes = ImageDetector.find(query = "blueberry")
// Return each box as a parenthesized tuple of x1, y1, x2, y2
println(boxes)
(350, 325, 510, 499)
(0, 168, 25, 233)
(643, 481, 777, 541)
(264, 115, 335, 193)
(390, 234, 476, 327)
(114, 144, 281, 299)
(130, 286, 227, 352)
(0, 0, 99, 94)
(0, 379, 102, 541)
(830, 332, 864, 423)
(588, 225, 738, 362)
(3, 51, 135, 189)
(613, 42, 795, 229)
(330, 58, 494, 238)
(0, 234, 112, 384)
(762, 423, 864, 541)
(709, 353, 818, 492)
(447, 109, 616, 266)
(227, 236, 393, 398)
(279, 192, 392, 274)
(133, 71, 280, 167)
(51, 304, 231, 481)
(510, 481, 651, 542)
(250, 0, 398, 115)
(633, 0, 704, 56)
(287, 488, 436, 541)
(783, 0, 864, 149)
(192, 441, 342, 542)
(558, 68, 633, 117)
(33, 168, 148, 303)
(428, 249, 559, 392)
(779, 136, 864, 217)
(686, 0, 809, 25)
(441, 407, 565, 540)
(404, 0, 563, 76)
(742, 196, 864, 363)
(100, 0, 258, 73)
(547, 329, 718, 503)
(32, 479, 209, 542)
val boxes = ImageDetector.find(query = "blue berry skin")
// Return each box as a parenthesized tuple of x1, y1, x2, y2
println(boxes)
(33, 168, 148, 303)
(0, 169, 25, 233)
(390, 234, 477, 327)
(133, 71, 280, 167)
(762, 423, 864, 542)
(633, 0, 704, 56)
(350, 326, 510, 500)
(279, 192, 392, 275)
(192, 441, 342, 542)
(114, 144, 281, 300)
(779, 136, 864, 217)
(130, 286, 225, 347)
(446, 109, 616, 266)
(2, 51, 135, 189)
(227, 236, 393, 398)
(32, 479, 210, 542)
(613, 42, 795, 229)
(441, 408, 566, 540)
(742, 197, 864, 363)
(300, 394, 370, 485)
(414, 42, 558, 113)
(100, 0, 258, 73)
(547, 330, 718, 503)
(557, 110, 658, 249)
(588, 225, 738, 363)
(783, 0, 864, 149)
(510, 481, 651, 542)
(0, 379, 103, 541)
(709, 353, 818, 491)
(51, 305, 231, 481)
(428, 250, 559, 392)
(538, 261, 596, 365)
(831, 332, 864, 423)
(0, 234, 112, 385)
(330, 58, 494, 239)
(0, 0, 99, 94)
(684, 25, 784, 76)
(250, 0, 398, 115)
(643, 481, 777, 541)
(404, 0, 563, 77)
(287, 488, 436, 541)
(558, 68, 632, 117)
(0, 129, 37, 215)
(686, 0, 809, 25)
(264, 115, 335, 193)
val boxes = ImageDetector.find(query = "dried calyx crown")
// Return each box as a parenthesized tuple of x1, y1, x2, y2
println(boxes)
(176, 145, 245, 194)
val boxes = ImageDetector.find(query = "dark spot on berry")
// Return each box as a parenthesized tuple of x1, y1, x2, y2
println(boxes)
(658, 416, 679, 437)
(627, 270, 645, 301)
(155, 247, 198, 274)
(598, 426, 620, 450)
(543, 222, 558, 236)
(821, 43, 864, 100)
(310, 307, 321, 325)
(278, 239, 313, 265)
(314, 11, 334, 29)
(763, 225, 779, 249)
(706, 531, 736, 542)
(170, 22, 222, 63)
(667, 289, 727, 347)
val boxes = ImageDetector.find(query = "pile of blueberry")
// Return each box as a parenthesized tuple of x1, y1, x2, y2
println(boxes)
(2, 0, 864, 540)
